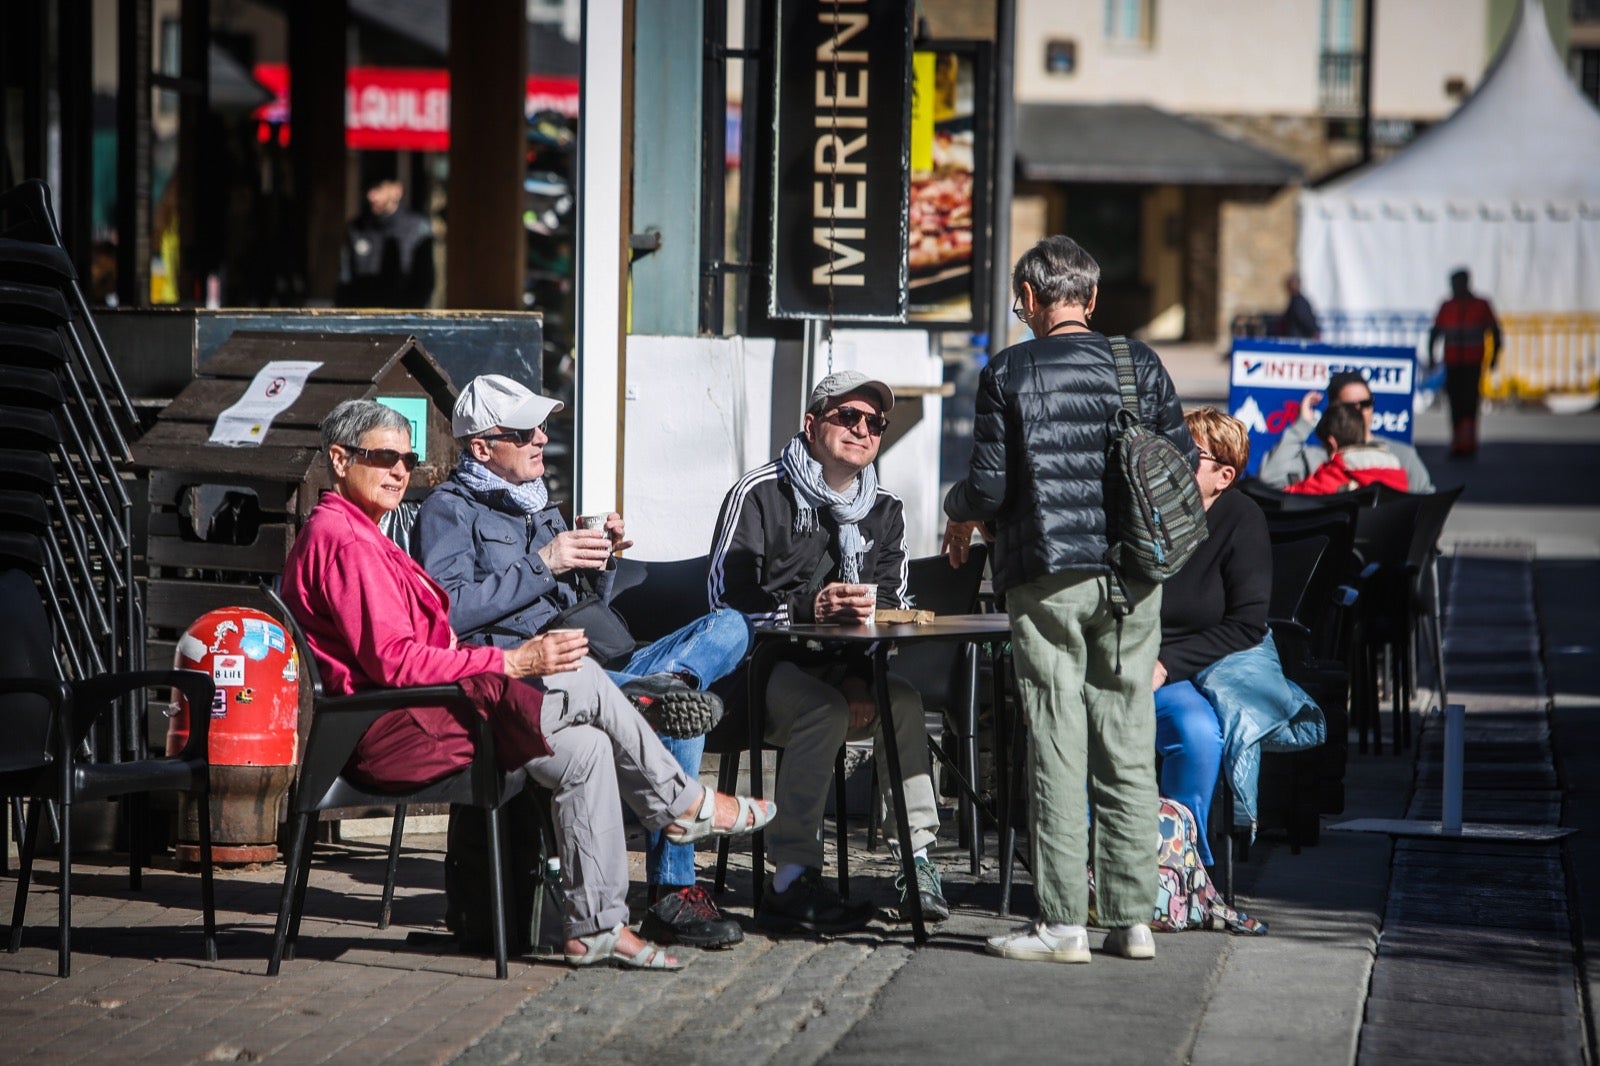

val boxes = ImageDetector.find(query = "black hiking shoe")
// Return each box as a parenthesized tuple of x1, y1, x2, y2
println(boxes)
(755, 868, 875, 936)
(895, 856, 951, 923)
(620, 673, 722, 739)
(639, 885, 744, 949)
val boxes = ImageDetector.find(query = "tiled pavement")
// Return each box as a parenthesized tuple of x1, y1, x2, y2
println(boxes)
(0, 837, 563, 1065)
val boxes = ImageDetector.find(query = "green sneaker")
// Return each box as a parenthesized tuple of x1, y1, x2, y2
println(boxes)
(896, 857, 951, 922)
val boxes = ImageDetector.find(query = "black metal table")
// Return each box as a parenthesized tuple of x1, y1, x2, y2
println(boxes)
(748, 613, 1012, 944)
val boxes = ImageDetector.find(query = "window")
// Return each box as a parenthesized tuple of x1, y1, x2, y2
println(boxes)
(1318, 0, 1364, 114)
(1103, 0, 1153, 47)
(1577, 49, 1600, 106)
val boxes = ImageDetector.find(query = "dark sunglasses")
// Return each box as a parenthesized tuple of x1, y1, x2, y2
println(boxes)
(1339, 398, 1375, 411)
(822, 407, 890, 436)
(340, 445, 419, 472)
(477, 423, 548, 446)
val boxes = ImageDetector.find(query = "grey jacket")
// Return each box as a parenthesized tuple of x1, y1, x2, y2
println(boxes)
(1256, 418, 1434, 493)
(414, 476, 615, 649)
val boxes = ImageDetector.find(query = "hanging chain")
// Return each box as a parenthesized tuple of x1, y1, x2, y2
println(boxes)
(824, 0, 841, 375)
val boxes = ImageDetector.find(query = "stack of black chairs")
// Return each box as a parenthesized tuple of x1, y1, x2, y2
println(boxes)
(0, 179, 146, 832)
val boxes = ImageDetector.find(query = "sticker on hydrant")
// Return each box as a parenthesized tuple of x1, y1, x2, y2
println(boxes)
(212, 655, 245, 687)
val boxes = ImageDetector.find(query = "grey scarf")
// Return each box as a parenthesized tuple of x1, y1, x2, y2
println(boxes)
(454, 454, 549, 516)
(779, 431, 876, 583)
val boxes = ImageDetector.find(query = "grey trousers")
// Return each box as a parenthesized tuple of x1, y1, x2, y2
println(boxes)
(528, 657, 697, 938)
(1006, 569, 1161, 927)
(763, 660, 939, 870)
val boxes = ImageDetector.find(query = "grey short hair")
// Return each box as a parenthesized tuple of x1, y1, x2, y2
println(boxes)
(1012, 235, 1100, 309)
(320, 399, 411, 474)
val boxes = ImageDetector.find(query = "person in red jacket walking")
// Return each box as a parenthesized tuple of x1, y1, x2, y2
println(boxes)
(1428, 268, 1502, 458)
(1283, 403, 1409, 495)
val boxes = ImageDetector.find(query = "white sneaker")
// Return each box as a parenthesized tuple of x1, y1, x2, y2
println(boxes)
(985, 921, 1090, 964)
(1102, 923, 1156, 960)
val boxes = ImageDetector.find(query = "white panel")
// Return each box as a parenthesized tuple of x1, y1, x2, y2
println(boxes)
(576, 0, 625, 517)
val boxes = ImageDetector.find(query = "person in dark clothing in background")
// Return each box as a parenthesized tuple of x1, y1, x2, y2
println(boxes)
(1428, 267, 1502, 458)
(1279, 274, 1319, 339)
(338, 176, 436, 307)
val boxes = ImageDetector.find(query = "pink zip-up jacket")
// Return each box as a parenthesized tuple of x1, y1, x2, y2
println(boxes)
(281, 491, 525, 789)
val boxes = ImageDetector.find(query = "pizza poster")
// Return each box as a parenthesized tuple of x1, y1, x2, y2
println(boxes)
(1229, 338, 1417, 477)
(906, 42, 991, 328)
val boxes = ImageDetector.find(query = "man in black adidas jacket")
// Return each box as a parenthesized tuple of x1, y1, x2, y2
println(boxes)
(709, 371, 947, 935)
(944, 235, 1196, 965)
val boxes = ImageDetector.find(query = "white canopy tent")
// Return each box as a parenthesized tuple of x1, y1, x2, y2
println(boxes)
(1299, 0, 1600, 317)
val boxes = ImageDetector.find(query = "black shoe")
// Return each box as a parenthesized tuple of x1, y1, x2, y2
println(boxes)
(895, 857, 951, 923)
(621, 673, 722, 739)
(638, 885, 744, 949)
(755, 868, 875, 936)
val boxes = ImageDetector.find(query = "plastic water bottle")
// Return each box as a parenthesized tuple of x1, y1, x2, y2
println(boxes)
(544, 857, 564, 908)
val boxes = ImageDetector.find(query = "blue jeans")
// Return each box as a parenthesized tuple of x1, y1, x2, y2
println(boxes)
(605, 608, 753, 888)
(1154, 680, 1224, 867)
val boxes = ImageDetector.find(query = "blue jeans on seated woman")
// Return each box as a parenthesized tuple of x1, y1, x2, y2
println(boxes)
(605, 607, 753, 888)
(1155, 680, 1224, 868)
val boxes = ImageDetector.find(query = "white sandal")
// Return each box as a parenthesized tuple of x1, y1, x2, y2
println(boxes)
(663, 788, 776, 845)
(564, 923, 682, 970)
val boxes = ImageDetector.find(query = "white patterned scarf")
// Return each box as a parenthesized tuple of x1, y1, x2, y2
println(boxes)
(779, 431, 876, 583)
(454, 454, 549, 516)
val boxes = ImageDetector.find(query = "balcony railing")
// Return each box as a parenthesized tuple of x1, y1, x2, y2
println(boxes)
(1319, 51, 1365, 115)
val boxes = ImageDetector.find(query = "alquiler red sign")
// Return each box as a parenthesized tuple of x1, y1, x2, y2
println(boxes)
(252, 64, 579, 151)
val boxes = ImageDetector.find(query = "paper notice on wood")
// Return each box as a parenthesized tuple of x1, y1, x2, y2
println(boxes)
(208, 360, 324, 447)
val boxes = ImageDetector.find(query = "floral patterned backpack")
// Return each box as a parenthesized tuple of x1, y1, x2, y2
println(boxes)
(1090, 798, 1268, 935)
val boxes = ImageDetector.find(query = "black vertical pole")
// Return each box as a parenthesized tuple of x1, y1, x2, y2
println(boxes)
(1360, 0, 1375, 165)
(733, 0, 763, 336)
(700, 0, 728, 334)
(987, 0, 1016, 360)
(116, 0, 151, 307)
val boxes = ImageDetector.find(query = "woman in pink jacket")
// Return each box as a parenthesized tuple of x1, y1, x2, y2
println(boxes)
(281, 399, 773, 969)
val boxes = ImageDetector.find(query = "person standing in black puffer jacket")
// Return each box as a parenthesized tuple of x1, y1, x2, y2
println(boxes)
(943, 235, 1195, 965)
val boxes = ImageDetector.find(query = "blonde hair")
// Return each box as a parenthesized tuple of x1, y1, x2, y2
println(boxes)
(1184, 407, 1249, 476)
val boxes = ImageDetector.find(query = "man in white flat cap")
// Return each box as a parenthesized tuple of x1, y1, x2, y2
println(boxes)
(416, 374, 754, 950)
(708, 370, 949, 935)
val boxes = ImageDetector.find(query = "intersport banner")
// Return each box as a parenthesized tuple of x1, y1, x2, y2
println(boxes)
(1229, 338, 1417, 477)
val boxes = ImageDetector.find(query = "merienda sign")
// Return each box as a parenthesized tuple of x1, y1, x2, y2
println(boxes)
(1229, 337, 1417, 477)
(769, 0, 912, 322)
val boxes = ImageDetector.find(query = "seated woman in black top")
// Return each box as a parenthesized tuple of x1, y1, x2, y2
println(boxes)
(1153, 408, 1270, 866)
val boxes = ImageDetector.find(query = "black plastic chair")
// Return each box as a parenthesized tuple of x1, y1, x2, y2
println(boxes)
(0, 567, 217, 977)
(1352, 488, 1463, 752)
(260, 585, 531, 979)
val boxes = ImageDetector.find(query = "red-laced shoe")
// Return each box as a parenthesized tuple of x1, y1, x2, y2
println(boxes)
(639, 885, 744, 949)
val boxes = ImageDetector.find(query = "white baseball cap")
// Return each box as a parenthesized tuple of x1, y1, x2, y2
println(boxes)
(452, 374, 564, 437)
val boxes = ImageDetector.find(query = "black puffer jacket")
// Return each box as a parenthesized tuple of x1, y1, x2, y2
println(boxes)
(944, 332, 1195, 595)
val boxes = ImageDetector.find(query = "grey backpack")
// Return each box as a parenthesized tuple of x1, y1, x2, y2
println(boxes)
(1104, 336, 1208, 593)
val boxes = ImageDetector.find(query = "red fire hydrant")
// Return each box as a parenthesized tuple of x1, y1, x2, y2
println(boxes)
(169, 607, 300, 865)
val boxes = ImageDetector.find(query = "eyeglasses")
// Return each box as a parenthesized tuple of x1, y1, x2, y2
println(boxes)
(1342, 398, 1375, 411)
(340, 445, 419, 472)
(822, 407, 890, 436)
(477, 423, 548, 446)
(1012, 297, 1029, 325)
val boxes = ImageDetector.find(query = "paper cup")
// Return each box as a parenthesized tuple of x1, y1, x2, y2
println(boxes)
(577, 514, 608, 531)
(861, 583, 878, 625)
